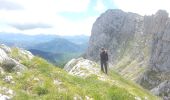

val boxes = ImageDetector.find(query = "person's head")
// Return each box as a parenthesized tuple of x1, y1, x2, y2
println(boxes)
(101, 47, 105, 51)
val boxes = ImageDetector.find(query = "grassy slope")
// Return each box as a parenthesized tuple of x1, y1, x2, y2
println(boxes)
(0, 48, 160, 100)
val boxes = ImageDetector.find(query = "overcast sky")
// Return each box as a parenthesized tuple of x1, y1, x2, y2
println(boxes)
(0, 0, 170, 36)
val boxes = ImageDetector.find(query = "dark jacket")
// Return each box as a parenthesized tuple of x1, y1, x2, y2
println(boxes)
(100, 51, 108, 62)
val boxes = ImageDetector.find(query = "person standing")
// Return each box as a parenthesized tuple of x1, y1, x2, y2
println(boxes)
(100, 47, 108, 74)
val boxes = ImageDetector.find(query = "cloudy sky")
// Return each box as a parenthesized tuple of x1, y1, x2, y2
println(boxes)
(0, 0, 170, 36)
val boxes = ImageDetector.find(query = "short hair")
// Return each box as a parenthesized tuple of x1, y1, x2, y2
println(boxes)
(101, 47, 105, 51)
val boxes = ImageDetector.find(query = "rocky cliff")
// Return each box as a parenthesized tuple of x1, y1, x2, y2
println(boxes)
(85, 9, 170, 99)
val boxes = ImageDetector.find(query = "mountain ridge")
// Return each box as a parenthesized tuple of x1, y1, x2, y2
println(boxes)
(0, 33, 89, 66)
(85, 9, 170, 99)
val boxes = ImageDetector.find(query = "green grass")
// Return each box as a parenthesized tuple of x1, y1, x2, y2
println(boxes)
(0, 48, 160, 100)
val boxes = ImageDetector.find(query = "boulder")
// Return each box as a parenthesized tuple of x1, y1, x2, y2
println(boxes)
(0, 44, 11, 54)
(1, 58, 27, 72)
(64, 58, 100, 77)
(0, 48, 9, 64)
(19, 49, 34, 60)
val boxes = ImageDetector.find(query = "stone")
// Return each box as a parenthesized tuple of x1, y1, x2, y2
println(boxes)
(19, 49, 34, 60)
(64, 58, 100, 78)
(33, 77, 40, 82)
(151, 81, 170, 99)
(0, 48, 9, 64)
(2, 58, 27, 72)
(0, 94, 10, 100)
(135, 96, 141, 100)
(3, 76, 13, 83)
(0, 86, 14, 99)
(85, 96, 93, 100)
(73, 94, 82, 100)
(0, 45, 28, 72)
(53, 79, 62, 85)
(0, 44, 11, 54)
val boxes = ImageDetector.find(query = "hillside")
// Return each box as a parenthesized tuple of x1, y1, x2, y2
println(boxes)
(0, 44, 159, 100)
(29, 49, 81, 67)
(85, 9, 170, 99)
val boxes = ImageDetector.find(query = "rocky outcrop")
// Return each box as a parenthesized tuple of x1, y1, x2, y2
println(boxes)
(19, 49, 34, 60)
(64, 58, 100, 78)
(0, 44, 11, 54)
(0, 48, 9, 64)
(0, 44, 34, 72)
(85, 9, 170, 99)
(64, 58, 117, 83)
(0, 44, 34, 99)
(0, 86, 14, 100)
(151, 80, 170, 100)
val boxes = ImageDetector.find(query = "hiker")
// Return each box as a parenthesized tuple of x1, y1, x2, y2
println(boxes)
(100, 47, 108, 74)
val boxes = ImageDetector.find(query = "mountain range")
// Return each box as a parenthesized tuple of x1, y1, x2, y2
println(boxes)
(0, 33, 89, 66)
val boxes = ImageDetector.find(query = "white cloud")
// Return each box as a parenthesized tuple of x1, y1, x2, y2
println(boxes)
(95, 0, 106, 13)
(14, 0, 90, 13)
(0, 0, 96, 36)
(0, 0, 23, 10)
(114, 0, 170, 15)
(0, 8, 96, 36)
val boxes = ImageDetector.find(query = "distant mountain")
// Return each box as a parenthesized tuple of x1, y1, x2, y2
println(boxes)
(0, 33, 58, 48)
(29, 49, 62, 62)
(0, 33, 89, 48)
(29, 49, 81, 67)
(29, 38, 87, 53)
(0, 33, 89, 66)
(59, 35, 89, 44)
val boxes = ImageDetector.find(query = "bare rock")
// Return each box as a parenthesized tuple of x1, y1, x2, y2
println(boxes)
(64, 58, 100, 78)
(0, 86, 14, 100)
(0, 48, 9, 64)
(0, 94, 10, 100)
(1, 58, 27, 72)
(3, 76, 13, 83)
(0, 44, 11, 54)
(19, 49, 34, 60)
(151, 81, 170, 99)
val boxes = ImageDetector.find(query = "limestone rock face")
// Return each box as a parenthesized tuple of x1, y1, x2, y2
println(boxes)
(64, 58, 100, 77)
(0, 48, 9, 64)
(85, 9, 170, 99)
(0, 44, 11, 54)
(151, 81, 170, 100)
(2, 58, 27, 72)
(64, 57, 118, 83)
(19, 49, 34, 60)
(0, 86, 14, 100)
(0, 44, 33, 72)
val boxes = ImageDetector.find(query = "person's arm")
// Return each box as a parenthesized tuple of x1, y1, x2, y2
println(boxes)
(106, 52, 108, 61)
(100, 52, 102, 60)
